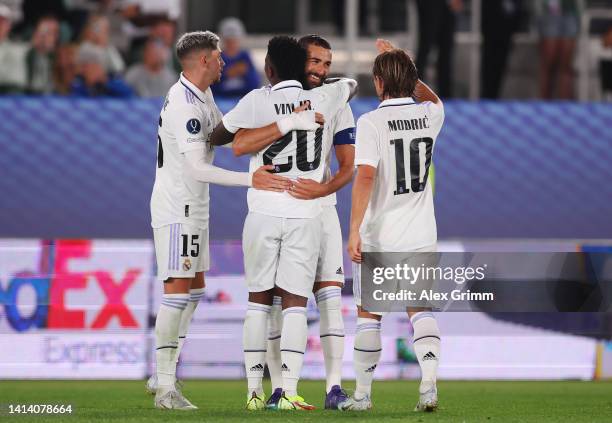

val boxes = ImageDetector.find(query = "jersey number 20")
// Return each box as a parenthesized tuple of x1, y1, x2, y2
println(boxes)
(263, 128, 323, 173)
(391, 137, 433, 195)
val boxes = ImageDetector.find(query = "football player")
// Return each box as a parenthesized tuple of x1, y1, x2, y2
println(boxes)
(149, 31, 293, 410)
(229, 34, 355, 409)
(340, 40, 444, 412)
(210, 36, 357, 410)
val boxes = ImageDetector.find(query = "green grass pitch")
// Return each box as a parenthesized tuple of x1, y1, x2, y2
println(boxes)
(1, 380, 611, 422)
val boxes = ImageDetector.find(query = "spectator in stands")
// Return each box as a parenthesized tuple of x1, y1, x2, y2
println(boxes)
(149, 18, 175, 49)
(535, 0, 580, 99)
(26, 15, 60, 94)
(70, 43, 133, 97)
(97, 0, 135, 55)
(125, 37, 176, 97)
(1, 0, 22, 25)
(54, 42, 78, 94)
(481, 0, 524, 99)
(415, 0, 463, 98)
(79, 14, 125, 75)
(121, 0, 180, 23)
(600, 27, 612, 100)
(0, 4, 28, 93)
(148, 18, 178, 71)
(211, 17, 259, 98)
(124, 17, 177, 71)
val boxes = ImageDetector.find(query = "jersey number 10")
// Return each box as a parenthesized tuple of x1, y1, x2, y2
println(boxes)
(263, 128, 323, 173)
(391, 137, 433, 195)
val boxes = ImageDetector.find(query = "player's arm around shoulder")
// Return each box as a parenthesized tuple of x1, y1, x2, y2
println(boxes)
(323, 77, 359, 102)
(288, 103, 354, 200)
(231, 102, 323, 157)
(414, 80, 445, 128)
(326, 102, 357, 191)
(209, 89, 259, 147)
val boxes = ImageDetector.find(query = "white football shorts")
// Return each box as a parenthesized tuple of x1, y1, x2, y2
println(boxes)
(242, 212, 322, 298)
(353, 243, 438, 315)
(153, 223, 210, 281)
(315, 206, 345, 284)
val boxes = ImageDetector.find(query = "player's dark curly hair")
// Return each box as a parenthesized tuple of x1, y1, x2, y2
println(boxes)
(266, 36, 307, 83)
(373, 49, 418, 99)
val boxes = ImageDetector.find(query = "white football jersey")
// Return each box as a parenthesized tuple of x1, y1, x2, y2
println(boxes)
(150, 74, 222, 229)
(355, 97, 444, 251)
(222, 79, 351, 218)
(320, 103, 356, 207)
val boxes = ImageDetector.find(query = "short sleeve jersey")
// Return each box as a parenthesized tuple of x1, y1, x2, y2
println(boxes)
(355, 97, 444, 251)
(222, 79, 351, 218)
(150, 74, 222, 229)
(320, 103, 356, 206)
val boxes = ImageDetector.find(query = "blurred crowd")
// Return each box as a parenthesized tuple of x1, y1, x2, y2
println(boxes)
(0, 0, 610, 100)
(419, 0, 611, 100)
(0, 0, 260, 98)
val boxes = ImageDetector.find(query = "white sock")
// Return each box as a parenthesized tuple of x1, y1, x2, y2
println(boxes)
(175, 288, 205, 369)
(353, 317, 382, 399)
(316, 287, 345, 392)
(280, 306, 308, 397)
(266, 296, 283, 390)
(155, 293, 189, 387)
(243, 302, 270, 396)
(411, 311, 441, 393)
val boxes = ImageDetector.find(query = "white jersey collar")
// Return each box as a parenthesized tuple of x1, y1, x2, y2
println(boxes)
(378, 97, 416, 109)
(179, 73, 207, 104)
(271, 80, 303, 91)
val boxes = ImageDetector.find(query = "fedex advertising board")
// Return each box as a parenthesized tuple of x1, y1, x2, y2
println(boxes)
(0, 239, 152, 378)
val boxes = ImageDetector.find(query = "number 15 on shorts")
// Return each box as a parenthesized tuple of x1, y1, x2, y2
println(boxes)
(181, 234, 200, 258)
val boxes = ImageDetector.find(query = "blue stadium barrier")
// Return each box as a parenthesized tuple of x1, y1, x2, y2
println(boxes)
(1, 96, 611, 239)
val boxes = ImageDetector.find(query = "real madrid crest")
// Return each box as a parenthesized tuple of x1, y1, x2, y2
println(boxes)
(183, 258, 192, 271)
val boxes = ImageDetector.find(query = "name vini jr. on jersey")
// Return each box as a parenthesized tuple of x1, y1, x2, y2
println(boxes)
(388, 116, 429, 132)
(274, 100, 313, 115)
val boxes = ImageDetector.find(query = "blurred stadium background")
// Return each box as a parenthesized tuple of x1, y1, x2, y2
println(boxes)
(1, 0, 612, 387)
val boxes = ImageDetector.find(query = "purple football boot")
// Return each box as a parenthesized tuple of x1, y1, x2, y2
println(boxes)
(325, 385, 349, 410)
(266, 388, 283, 410)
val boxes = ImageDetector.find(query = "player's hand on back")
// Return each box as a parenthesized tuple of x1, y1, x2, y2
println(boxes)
(288, 178, 329, 200)
(252, 165, 293, 192)
(294, 101, 324, 125)
(376, 38, 395, 53)
(277, 101, 324, 135)
(293, 110, 325, 130)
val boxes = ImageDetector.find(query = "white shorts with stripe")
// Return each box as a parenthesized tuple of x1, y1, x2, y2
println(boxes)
(242, 212, 322, 298)
(153, 223, 210, 281)
(353, 243, 437, 316)
(315, 206, 345, 284)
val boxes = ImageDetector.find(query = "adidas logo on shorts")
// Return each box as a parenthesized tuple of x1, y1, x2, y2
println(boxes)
(423, 351, 437, 361)
(250, 363, 264, 372)
(336, 267, 343, 275)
